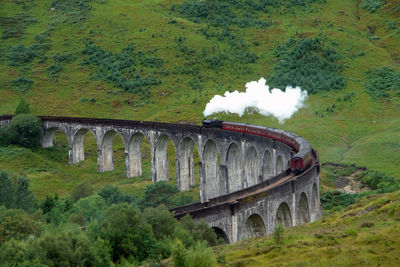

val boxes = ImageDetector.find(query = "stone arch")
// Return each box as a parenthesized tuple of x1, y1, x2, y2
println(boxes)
(202, 139, 223, 200)
(226, 143, 242, 193)
(179, 137, 199, 191)
(154, 134, 176, 182)
(42, 127, 68, 148)
(242, 214, 266, 239)
(99, 130, 124, 172)
(71, 128, 96, 164)
(297, 192, 310, 225)
(276, 155, 285, 174)
(275, 202, 292, 228)
(212, 227, 229, 244)
(245, 147, 258, 187)
(127, 132, 150, 177)
(262, 150, 273, 180)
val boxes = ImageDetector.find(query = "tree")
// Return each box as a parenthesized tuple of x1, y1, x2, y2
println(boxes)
(143, 205, 179, 240)
(140, 181, 179, 209)
(0, 171, 15, 208)
(15, 98, 31, 115)
(98, 185, 132, 205)
(72, 195, 107, 223)
(8, 114, 43, 148)
(0, 213, 41, 243)
(15, 176, 37, 213)
(101, 203, 157, 263)
(70, 181, 94, 203)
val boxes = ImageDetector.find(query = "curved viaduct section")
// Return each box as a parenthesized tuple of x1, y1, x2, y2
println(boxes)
(0, 115, 321, 243)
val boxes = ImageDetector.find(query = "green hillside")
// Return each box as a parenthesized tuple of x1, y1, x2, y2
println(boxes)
(0, 0, 400, 266)
(217, 189, 400, 266)
(0, 0, 399, 199)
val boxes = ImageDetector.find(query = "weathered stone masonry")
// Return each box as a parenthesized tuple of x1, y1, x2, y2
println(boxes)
(0, 115, 321, 243)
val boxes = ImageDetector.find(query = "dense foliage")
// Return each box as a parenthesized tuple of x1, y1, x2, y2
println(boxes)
(15, 99, 31, 115)
(361, 0, 385, 13)
(0, 174, 220, 266)
(82, 41, 162, 99)
(364, 66, 400, 99)
(0, 114, 43, 148)
(268, 37, 346, 93)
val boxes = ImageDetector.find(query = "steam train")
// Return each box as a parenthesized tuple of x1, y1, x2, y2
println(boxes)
(202, 119, 313, 174)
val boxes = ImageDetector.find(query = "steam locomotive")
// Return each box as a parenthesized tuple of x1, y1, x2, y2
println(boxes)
(202, 119, 313, 174)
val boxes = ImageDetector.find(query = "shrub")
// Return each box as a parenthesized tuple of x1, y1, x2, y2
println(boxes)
(359, 170, 400, 193)
(268, 37, 346, 94)
(0, 13, 38, 40)
(72, 195, 107, 223)
(98, 185, 132, 205)
(320, 191, 357, 213)
(15, 99, 31, 115)
(361, 0, 385, 13)
(364, 67, 400, 99)
(70, 181, 94, 203)
(11, 77, 34, 92)
(139, 181, 178, 209)
(81, 41, 161, 98)
(273, 224, 284, 244)
(101, 203, 157, 262)
(0, 171, 16, 209)
(15, 176, 37, 213)
(8, 114, 43, 148)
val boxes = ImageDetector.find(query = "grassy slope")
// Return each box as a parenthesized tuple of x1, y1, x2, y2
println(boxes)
(0, 0, 399, 199)
(218, 190, 400, 266)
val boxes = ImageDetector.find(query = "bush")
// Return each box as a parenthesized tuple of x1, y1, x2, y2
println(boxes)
(268, 37, 345, 94)
(0, 13, 38, 40)
(15, 99, 31, 115)
(359, 171, 400, 193)
(139, 181, 179, 209)
(101, 203, 157, 262)
(98, 185, 132, 205)
(0, 171, 16, 209)
(273, 224, 284, 244)
(70, 181, 94, 203)
(15, 176, 37, 213)
(11, 77, 34, 92)
(172, 240, 216, 267)
(8, 114, 43, 148)
(320, 191, 357, 213)
(364, 67, 400, 99)
(362, 0, 385, 13)
(82, 40, 161, 99)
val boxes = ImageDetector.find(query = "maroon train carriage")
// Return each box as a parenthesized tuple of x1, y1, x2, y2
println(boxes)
(202, 119, 312, 174)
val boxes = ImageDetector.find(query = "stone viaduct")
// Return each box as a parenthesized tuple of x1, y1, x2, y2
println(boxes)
(0, 115, 321, 244)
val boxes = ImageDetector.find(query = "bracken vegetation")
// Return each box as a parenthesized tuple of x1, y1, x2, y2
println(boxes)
(82, 41, 162, 99)
(364, 67, 400, 99)
(268, 37, 346, 93)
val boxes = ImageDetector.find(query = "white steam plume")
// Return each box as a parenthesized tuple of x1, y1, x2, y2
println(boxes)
(203, 78, 308, 123)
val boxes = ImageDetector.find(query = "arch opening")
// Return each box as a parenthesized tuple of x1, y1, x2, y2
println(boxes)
(179, 137, 199, 191)
(226, 143, 241, 193)
(245, 147, 258, 188)
(128, 133, 151, 178)
(213, 227, 229, 244)
(243, 214, 266, 239)
(276, 202, 292, 228)
(42, 127, 67, 148)
(297, 193, 310, 225)
(262, 150, 273, 181)
(276, 155, 285, 174)
(100, 130, 124, 173)
(203, 140, 223, 200)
